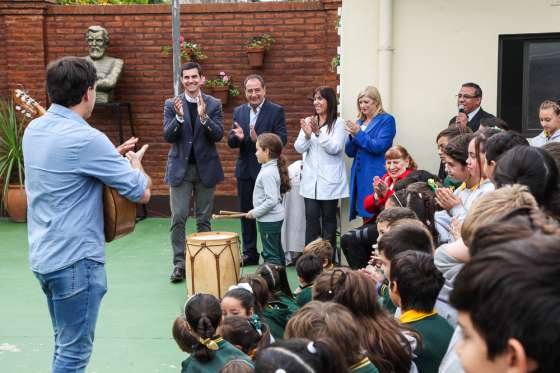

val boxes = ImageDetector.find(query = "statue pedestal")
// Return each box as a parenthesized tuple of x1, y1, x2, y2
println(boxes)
(94, 102, 135, 143)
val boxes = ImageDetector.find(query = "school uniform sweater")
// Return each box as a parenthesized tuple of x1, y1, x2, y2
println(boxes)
(435, 179, 494, 244)
(180, 337, 250, 373)
(295, 283, 313, 307)
(531, 129, 560, 147)
(250, 159, 284, 222)
(400, 311, 454, 373)
(351, 357, 380, 373)
(262, 291, 299, 340)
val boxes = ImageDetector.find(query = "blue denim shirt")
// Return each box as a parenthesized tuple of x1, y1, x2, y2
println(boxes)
(23, 104, 148, 274)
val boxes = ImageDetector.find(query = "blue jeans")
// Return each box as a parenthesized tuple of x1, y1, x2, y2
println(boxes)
(34, 259, 107, 373)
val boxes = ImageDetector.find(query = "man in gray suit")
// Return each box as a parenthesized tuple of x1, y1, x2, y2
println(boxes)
(163, 62, 224, 283)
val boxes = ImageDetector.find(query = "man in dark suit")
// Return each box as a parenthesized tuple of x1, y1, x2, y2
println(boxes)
(163, 62, 224, 282)
(228, 74, 287, 266)
(451, 82, 495, 132)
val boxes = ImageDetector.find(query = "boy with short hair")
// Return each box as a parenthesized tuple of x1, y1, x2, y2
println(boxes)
(303, 238, 334, 270)
(389, 251, 453, 373)
(374, 223, 434, 314)
(450, 234, 560, 373)
(294, 253, 323, 307)
(375, 207, 418, 239)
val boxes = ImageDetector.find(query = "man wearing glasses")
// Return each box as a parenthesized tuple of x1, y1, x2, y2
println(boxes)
(452, 82, 495, 132)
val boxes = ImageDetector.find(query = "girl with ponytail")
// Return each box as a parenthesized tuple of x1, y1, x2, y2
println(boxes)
(172, 293, 250, 372)
(246, 133, 290, 265)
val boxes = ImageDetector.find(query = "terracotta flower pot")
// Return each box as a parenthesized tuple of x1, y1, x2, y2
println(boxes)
(4, 184, 27, 223)
(212, 86, 229, 105)
(247, 46, 266, 67)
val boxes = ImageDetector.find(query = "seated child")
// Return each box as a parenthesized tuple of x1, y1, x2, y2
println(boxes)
(374, 223, 434, 315)
(254, 338, 349, 373)
(313, 269, 417, 373)
(389, 251, 453, 373)
(435, 133, 493, 244)
(286, 301, 380, 373)
(303, 238, 334, 270)
(478, 116, 510, 132)
(255, 263, 299, 340)
(172, 293, 250, 372)
(451, 234, 560, 373)
(436, 126, 472, 188)
(531, 99, 560, 147)
(219, 315, 271, 360)
(221, 283, 258, 318)
(294, 253, 323, 307)
(483, 131, 528, 181)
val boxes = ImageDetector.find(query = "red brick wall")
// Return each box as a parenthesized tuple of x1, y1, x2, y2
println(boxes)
(0, 13, 6, 98)
(0, 0, 340, 198)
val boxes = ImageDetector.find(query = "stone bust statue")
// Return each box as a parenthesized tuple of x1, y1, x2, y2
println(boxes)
(85, 25, 123, 103)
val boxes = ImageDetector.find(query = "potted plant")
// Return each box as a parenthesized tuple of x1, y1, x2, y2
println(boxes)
(162, 36, 207, 62)
(246, 33, 275, 68)
(205, 72, 240, 105)
(0, 98, 27, 222)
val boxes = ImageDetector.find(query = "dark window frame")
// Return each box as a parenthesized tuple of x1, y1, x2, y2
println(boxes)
(498, 32, 560, 137)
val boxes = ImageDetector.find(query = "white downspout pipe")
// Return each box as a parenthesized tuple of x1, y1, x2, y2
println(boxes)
(378, 0, 393, 111)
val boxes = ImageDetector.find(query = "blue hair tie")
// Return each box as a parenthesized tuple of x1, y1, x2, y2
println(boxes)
(249, 314, 263, 336)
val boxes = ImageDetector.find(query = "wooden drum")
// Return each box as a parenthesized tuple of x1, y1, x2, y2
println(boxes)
(185, 231, 241, 298)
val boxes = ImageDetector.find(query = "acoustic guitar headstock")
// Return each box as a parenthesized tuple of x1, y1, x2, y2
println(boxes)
(13, 89, 46, 118)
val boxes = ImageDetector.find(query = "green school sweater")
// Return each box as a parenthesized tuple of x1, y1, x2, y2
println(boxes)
(401, 311, 453, 373)
(295, 284, 313, 307)
(180, 337, 250, 373)
(351, 357, 380, 373)
(262, 291, 299, 340)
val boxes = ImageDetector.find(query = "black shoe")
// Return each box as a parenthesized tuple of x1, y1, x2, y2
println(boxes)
(241, 254, 259, 267)
(170, 266, 185, 283)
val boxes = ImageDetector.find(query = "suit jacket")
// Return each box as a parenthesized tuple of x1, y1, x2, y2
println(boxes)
(163, 93, 224, 188)
(450, 107, 495, 132)
(227, 99, 287, 180)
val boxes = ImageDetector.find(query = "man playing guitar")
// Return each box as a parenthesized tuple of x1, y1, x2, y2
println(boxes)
(22, 56, 151, 373)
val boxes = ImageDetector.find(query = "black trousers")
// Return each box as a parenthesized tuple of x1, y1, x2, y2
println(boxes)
(303, 198, 338, 258)
(340, 222, 378, 269)
(237, 177, 258, 260)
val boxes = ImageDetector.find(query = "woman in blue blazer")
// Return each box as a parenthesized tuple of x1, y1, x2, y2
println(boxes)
(345, 86, 396, 222)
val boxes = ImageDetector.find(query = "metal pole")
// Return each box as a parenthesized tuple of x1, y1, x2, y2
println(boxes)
(172, 0, 181, 96)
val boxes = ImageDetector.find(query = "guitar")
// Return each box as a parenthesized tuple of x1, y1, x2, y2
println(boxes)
(14, 89, 138, 242)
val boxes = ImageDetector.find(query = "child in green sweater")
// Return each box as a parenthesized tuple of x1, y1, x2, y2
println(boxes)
(172, 293, 250, 373)
(255, 263, 299, 340)
(294, 253, 323, 307)
(389, 251, 453, 373)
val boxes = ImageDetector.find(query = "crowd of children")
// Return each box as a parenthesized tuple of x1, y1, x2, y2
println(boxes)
(171, 98, 560, 373)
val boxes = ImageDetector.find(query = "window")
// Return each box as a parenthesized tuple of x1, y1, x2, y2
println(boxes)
(498, 33, 560, 136)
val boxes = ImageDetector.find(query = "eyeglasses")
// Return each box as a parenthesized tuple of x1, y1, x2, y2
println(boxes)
(456, 94, 479, 99)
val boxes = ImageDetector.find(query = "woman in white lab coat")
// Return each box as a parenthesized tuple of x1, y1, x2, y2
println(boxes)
(294, 86, 349, 255)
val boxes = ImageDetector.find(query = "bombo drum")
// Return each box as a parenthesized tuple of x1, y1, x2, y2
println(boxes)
(185, 232, 241, 298)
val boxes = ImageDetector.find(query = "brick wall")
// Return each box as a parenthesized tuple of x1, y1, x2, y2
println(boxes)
(0, 0, 340, 201)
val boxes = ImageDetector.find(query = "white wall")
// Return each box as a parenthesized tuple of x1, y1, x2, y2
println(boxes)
(392, 0, 560, 171)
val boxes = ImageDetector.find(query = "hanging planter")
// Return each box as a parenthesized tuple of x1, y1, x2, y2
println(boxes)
(246, 46, 266, 68)
(212, 86, 230, 105)
(205, 72, 240, 106)
(246, 34, 275, 68)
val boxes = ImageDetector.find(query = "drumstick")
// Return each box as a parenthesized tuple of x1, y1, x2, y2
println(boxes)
(212, 213, 247, 219)
(219, 210, 244, 215)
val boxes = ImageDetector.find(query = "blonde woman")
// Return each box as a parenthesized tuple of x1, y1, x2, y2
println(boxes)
(345, 86, 396, 222)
